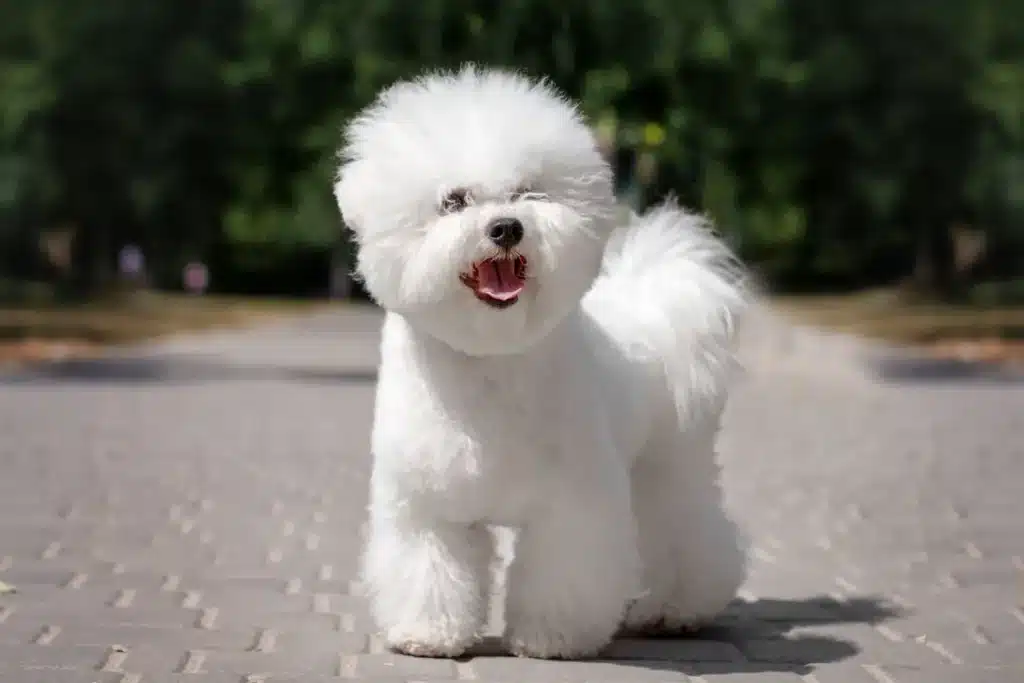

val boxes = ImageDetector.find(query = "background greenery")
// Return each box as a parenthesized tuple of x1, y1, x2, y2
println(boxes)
(2, 0, 1021, 301)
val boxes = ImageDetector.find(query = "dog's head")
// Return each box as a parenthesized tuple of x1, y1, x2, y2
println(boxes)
(335, 65, 616, 356)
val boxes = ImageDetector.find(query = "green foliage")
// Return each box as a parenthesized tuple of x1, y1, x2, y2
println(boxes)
(1, 0, 1021, 294)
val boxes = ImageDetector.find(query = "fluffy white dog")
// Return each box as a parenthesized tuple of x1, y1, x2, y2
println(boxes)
(334, 65, 751, 660)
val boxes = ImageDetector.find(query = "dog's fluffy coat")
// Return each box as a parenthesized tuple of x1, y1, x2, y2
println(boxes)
(334, 66, 751, 659)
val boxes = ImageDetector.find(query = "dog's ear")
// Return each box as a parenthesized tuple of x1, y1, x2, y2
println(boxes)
(333, 163, 367, 236)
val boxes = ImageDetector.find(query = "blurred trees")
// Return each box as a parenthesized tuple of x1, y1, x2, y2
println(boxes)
(1, 0, 1020, 297)
(1, 0, 244, 293)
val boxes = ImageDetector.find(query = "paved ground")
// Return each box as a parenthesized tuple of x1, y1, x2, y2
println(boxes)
(1, 304, 1022, 682)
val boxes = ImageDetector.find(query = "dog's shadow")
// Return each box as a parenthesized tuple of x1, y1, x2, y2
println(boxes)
(455, 595, 904, 676)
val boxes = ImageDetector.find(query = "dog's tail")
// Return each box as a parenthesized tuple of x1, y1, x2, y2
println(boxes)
(583, 200, 752, 425)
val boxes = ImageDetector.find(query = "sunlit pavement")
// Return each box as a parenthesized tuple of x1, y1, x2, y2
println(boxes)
(1, 304, 1022, 682)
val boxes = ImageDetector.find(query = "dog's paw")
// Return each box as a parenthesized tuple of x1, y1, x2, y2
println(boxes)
(504, 625, 610, 660)
(385, 627, 477, 659)
(622, 593, 724, 639)
(618, 616, 704, 638)
(390, 639, 469, 658)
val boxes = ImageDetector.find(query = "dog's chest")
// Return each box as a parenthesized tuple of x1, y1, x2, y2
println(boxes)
(405, 365, 566, 525)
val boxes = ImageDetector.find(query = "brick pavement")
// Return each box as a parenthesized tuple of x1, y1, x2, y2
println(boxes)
(0, 304, 1022, 682)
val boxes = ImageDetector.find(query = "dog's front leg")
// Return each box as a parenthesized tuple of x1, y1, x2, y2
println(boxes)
(362, 513, 491, 657)
(503, 468, 639, 659)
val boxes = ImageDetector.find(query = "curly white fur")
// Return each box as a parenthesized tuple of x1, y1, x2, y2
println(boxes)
(334, 65, 751, 660)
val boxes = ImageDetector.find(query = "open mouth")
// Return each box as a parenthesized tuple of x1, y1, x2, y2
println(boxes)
(460, 255, 528, 309)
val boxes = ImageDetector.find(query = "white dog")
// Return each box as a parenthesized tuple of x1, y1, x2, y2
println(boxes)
(334, 65, 751, 660)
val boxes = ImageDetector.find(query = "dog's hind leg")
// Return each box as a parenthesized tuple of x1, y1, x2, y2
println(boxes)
(622, 427, 747, 635)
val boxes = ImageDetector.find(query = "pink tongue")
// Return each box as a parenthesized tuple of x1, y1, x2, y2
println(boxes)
(477, 260, 524, 301)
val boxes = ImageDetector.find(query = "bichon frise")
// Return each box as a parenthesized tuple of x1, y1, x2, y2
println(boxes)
(334, 65, 751, 660)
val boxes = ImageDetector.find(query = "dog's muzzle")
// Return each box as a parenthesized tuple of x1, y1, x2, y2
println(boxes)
(486, 217, 524, 249)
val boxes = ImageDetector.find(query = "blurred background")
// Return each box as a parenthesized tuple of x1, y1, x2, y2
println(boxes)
(1, 0, 1022, 364)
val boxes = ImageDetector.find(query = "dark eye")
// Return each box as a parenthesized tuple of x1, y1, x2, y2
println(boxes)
(441, 188, 470, 214)
(510, 187, 546, 202)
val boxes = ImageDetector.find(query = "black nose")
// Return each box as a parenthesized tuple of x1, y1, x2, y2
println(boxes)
(486, 217, 524, 248)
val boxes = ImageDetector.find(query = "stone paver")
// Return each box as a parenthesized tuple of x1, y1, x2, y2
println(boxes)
(1, 304, 1022, 682)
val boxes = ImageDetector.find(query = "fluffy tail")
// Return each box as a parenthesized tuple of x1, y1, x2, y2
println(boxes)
(583, 200, 752, 425)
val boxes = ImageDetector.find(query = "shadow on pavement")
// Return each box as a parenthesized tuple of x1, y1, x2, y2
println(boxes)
(0, 354, 378, 385)
(456, 595, 903, 676)
(870, 353, 1023, 385)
